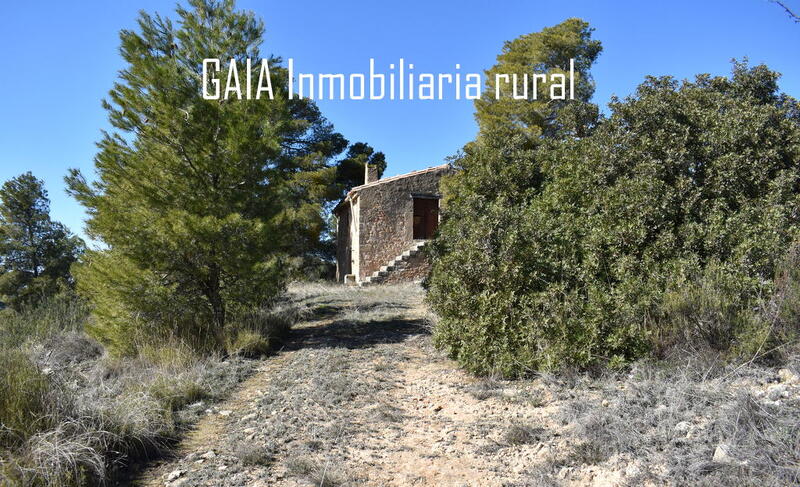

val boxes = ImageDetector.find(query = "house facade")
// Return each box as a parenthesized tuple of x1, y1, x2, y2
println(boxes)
(333, 163, 452, 285)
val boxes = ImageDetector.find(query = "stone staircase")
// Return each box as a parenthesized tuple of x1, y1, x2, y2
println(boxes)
(360, 240, 428, 286)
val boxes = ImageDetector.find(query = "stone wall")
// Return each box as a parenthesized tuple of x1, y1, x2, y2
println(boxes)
(335, 204, 351, 281)
(356, 166, 449, 281)
(380, 252, 432, 284)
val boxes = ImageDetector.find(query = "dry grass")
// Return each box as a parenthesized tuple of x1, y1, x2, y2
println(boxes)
(195, 282, 426, 486)
(503, 423, 545, 446)
(0, 289, 305, 486)
(234, 443, 276, 467)
(286, 456, 350, 487)
(525, 358, 800, 486)
(11, 280, 796, 486)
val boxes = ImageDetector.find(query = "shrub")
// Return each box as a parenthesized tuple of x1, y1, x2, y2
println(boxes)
(137, 341, 199, 370)
(0, 350, 59, 448)
(504, 423, 544, 445)
(145, 375, 209, 413)
(224, 303, 295, 357)
(17, 420, 109, 487)
(656, 261, 768, 358)
(74, 250, 224, 357)
(0, 283, 305, 485)
(34, 331, 103, 368)
(429, 62, 800, 375)
(235, 443, 276, 466)
(0, 292, 88, 350)
(759, 242, 800, 362)
(226, 330, 271, 357)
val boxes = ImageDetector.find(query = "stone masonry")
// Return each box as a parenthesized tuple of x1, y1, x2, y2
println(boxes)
(334, 164, 452, 285)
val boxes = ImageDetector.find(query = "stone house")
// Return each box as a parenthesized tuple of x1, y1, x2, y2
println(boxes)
(333, 163, 452, 285)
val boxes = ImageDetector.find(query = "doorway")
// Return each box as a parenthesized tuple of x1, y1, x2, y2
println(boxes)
(413, 197, 439, 239)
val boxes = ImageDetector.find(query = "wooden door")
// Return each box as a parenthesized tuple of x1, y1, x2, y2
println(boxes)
(413, 198, 439, 239)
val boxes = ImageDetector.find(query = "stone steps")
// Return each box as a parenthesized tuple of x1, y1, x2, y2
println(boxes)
(360, 240, 428, 286)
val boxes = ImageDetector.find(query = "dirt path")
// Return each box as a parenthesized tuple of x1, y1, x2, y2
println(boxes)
(135, 282, 800, 486)
(137, 283, 561, 487)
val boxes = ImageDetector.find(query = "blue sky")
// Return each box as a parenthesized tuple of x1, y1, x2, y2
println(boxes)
(0, 0, 798, 240)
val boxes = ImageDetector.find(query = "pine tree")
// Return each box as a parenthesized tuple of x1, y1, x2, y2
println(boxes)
(0, 172, 83, 309)
(474, 18, 602, 142)
(66, 0, 350, 353)
(332, 142, 387, 199)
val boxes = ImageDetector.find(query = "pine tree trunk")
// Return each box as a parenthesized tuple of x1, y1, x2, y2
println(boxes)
(207, 264, 226, 349)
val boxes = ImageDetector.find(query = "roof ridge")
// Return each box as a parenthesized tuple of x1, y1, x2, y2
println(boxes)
(350, 163, 450, 192)
(333, 163, 451, 214)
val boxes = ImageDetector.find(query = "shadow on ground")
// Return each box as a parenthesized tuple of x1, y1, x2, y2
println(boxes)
(284, 292, 429, 350)
(287, 315, 429, 351)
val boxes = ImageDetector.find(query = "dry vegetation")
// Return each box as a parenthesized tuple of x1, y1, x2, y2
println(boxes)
(138, 282, 800, 487)
(0, 292, 304, 486)
(2, 282, 799, 486)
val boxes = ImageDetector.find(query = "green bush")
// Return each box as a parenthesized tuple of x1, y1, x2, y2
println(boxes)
(0, 292, 88, 350)
(429, 62, 800, 375)
(74, 250, 232, 356)
(224, 304, 295, 357)
(656, 261, 768, 358)
(0, 350, 57, 448)
(226, 330, 271, 358)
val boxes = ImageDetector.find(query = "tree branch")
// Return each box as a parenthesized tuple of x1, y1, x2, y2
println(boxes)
(771, 0, 800, 23)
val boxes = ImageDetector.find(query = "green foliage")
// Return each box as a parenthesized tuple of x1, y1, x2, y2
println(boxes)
(332, 142, 387, 198)
(0, 172, 83, 310)
(657, 261, 768, 357)
(474, 18, 602, 142)
(0, 292, 88, 350)
(429, 56, 800, 375)
(0, 349, 55, 448)
(225, 304, 294, 357)
(65, 0, 351, 353)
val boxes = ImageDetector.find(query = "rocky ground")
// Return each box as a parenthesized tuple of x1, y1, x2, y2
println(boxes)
(137, 282, 800, 487)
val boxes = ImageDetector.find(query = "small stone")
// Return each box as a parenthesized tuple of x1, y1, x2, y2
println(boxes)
(200, 450, 217, 460)
(674, 421, 691, 436)
(217, 465, 228, 471)
(766, 384, 789, 401)
(433, 405, 443, 412)
(601, 399, 610, 408)
(624, 462, 642, 478)
(166, 469, 185, 481)
(713, 443, 736, 464)
(778, 368, 799, 384)
(219, 410, 233, 417)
